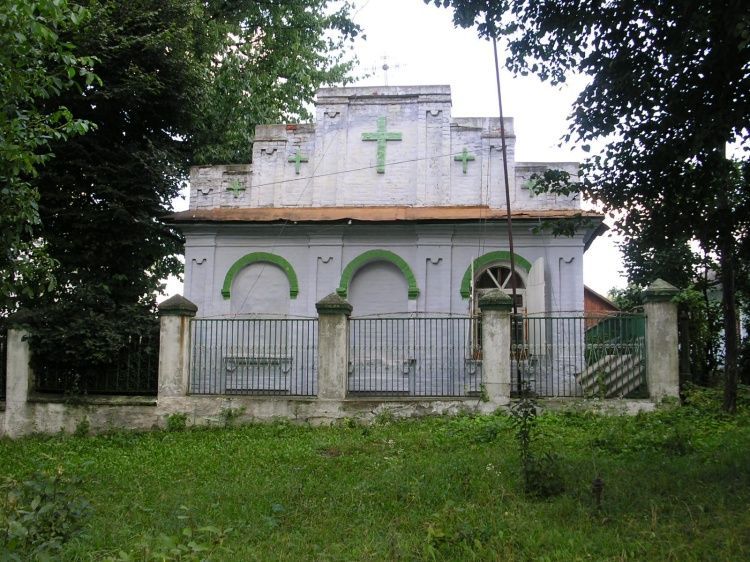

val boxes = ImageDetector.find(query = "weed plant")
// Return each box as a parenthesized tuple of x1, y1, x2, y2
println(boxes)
(0, 467, 91, 558)
(165, 412, 188, 432)
(510, 387, 565, 498)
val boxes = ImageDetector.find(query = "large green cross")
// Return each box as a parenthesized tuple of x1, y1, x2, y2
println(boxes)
(287, 148, 309, 175)
(454, 147, 476, 174)
(227, 179, 245, 198)
(362, 117, 402, 173)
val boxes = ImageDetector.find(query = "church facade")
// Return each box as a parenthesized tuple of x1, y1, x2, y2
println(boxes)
(170, 86, 603, 320)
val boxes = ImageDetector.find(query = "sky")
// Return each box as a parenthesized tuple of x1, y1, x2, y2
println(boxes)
(167, 0, 628, 299)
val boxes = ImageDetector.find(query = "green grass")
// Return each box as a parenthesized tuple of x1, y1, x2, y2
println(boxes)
(2, 386, 750, 560)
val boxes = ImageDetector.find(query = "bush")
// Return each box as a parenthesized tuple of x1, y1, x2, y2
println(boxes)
(106, 525, 234, 561)
(74, 417, 91, 437)
(25, 286, 159, 395)
(523, 451, 566, 498)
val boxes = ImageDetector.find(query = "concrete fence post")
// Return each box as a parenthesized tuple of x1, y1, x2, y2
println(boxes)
(157, 295, 198, 405)
(316, 293, 352, 400)
(478, 289, 512, 405)
(643, 279, 680, 401)
(3, 314, 34, 438)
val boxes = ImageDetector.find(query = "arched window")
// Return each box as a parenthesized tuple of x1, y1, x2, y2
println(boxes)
(474, 265, 526, 310)
(472, 264, 527, 353)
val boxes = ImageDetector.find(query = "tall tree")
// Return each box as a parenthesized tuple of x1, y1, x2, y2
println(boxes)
(193, 0, 360, 164)
(429, 0, 750, 411)
(24, 0, 359, 383)
(0, 0, 97, 312)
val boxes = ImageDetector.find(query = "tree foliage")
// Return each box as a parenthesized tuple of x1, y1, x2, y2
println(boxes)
(430, 0, 750, 411)
(0, 0, 98, 311)
(609, 282, 723, 386)
(18, 0, 359, 383)
(33, 0, 204, 308)
(193, 0, 361, 164)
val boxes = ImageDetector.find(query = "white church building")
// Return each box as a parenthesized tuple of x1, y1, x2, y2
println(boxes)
(171, 85, 604, 321)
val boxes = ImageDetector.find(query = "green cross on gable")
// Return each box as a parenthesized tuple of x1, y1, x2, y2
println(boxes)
(362, 116, 402, 174)
(226, 179, 245, 198)
(454, 147, 476, 174)
(287, 148, 309, 175)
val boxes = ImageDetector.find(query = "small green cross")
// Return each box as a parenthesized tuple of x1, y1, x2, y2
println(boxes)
(227, 179, 245, 198)
(362, 116, 402, 173)
(454, 147, 476, 174)
(287, 148, 309, 175)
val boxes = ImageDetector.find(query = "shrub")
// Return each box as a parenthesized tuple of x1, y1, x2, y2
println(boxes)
(26, 287, 159, 395)
(218, 406, 245, 428)
(522, 452, 566, 498)
(105, 524, 234, 561)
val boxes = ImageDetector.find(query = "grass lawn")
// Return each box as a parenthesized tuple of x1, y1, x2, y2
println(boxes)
(2, 386, 750, 561)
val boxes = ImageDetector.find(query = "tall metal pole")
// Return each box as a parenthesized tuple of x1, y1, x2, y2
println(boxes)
(492, 37, 519, 315)
(493, 35, 522, 394)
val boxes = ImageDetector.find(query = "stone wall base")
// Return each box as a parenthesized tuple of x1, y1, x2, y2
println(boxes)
(1, 394, 660, 437)
(3, 395, 158, 437)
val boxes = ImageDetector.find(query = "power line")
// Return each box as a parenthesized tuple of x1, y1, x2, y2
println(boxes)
(224, 144, 502, 192)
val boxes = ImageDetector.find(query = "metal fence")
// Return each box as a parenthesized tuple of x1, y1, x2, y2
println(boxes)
(510, 313, 647, 398)
(35, 332, 159, 395)
(348, 317, 480, 397)
(0, 323, 6, 401)
(190, 318, 318, 396)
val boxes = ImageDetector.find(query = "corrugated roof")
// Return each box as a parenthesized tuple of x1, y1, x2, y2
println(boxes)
(166, 206, 604, 224)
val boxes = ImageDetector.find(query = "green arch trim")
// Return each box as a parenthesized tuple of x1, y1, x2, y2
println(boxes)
(460, 251, 532, 299)
(221, 252, 299, 300)
(337, 249, 420, 300)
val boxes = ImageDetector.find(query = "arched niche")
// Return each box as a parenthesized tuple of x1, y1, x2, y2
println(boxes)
(229, 262, 291, 316)
(337, 249, 419, 300)
(221, 252, 299, 300)
(348, 261, 410, 316)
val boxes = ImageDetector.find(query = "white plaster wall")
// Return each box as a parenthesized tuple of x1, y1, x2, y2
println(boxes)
(187, 86, 570, 212)
(514, 162, 580, 210)
(182, 223, 592, 320)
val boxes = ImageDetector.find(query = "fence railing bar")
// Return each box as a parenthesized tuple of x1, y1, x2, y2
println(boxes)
(347, 316, 477, 398)
(512, 313, 647, 398)
(189, 318, 318, 397)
